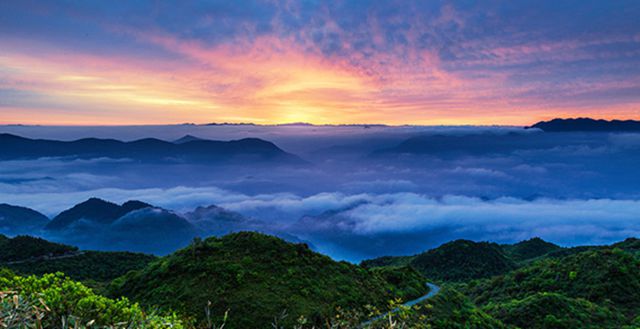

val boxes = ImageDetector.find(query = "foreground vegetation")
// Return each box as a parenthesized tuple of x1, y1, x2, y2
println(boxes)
(0, 270, 504, 329)
(2, 232, 640, 328)
(0, 269, 184, 328)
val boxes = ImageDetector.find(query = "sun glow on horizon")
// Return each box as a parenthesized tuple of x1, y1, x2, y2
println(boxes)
(1, 1, 639, 125)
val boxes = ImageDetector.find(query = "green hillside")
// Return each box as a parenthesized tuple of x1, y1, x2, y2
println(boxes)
(362, 238, 562, 281)
(409, 240, 516, 281)
(413, 287, 508, 329)
(108, 232, 429, 328)
(466, 248, 640, 310)
(361, 255, 415, 268)
(464, 248, 640, 327)
(5, 250, 155, 287)
(501, 237, 561, 263)
(3, 231, 640, 328)
(5, 232, 640, 329)
(483, 292, 625, 329)
(0, 234, 156, 285)
(0, 234, 77, 262)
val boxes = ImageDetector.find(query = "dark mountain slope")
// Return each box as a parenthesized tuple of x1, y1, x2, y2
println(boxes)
(362, 239, 518, 281)
(0, 203, 49, 235)
(43, 198, 196, 254)
(530, 118, 640, 132)
(109, 232, 428, 328)
(407, 287, 509, 329)
(410, 240, 516, 281)
(6, 250, 155, 285)
(466, 248, 640, 313)
(46, 198, 151, 230)
(0, 234, 155, 287)
(0, 133, 303, 164)
(360, 255, 415, 268)
(0, 234, 77, 262)
(483, 292, 625, 329)
(173, 134, 206, 144)
(184, 204, 263, 236)
(501, 237, 561, 263)
(105, 207, 196, 253)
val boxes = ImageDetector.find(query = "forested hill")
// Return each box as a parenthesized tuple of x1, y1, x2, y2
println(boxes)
(108, 232, 429, 328)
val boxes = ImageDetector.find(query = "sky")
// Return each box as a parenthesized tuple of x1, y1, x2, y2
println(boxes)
(1, 0, 640, 125)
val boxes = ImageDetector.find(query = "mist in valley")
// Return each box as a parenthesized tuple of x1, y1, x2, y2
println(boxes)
(1, 124, 640, 261)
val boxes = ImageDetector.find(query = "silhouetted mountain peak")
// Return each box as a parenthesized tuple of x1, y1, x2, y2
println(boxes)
(0, 133, 28, 141)
(46, 198, 154, 230)
(409, 239, 516, 281)
(0, 204, 49, 235)
(0, 133, 303, 164)
(530, 118, 640, 132)
(121, 200, 152, 213)
(173, 134, 205, 144)
(502, 237, 560, 261)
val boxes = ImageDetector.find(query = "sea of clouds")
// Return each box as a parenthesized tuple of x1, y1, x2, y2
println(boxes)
(1, 125, 640, 261)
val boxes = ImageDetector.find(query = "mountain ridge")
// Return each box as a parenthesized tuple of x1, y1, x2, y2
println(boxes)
(46, 198, 152, 230)
(0, 133, 304, 164)
(108, 231, 429, 328)
(529, 118, 640, 132)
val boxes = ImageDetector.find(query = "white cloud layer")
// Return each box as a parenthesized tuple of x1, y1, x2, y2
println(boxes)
(3, 186, 639, 249)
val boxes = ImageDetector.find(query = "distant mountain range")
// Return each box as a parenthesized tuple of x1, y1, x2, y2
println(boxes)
(0, 133, 303, 164)
(0, 198, 308, 254)
(46, 198, 152, 230)
(370, 118, 640, 157)
(372, 132, 551, 156)
(530, 118, 640, 132)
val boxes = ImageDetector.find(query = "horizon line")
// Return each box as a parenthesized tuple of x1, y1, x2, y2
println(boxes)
(0, 116, 638, 128)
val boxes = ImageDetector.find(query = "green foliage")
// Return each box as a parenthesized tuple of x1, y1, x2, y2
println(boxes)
(383, 287, 507, 329)
(410, 240, 516, 281)
(6, 232, 640, 328)
(0, 235, 78, 262)
(483, 292, 625, 329)
(501, 237, 561, 263)
(364, 237, 640, 328)
(466, 248, 640, 311)
(370, 266, 429, 301)
(109, 232, 428, 329)
(464, 248, 640, 328)
(360, 256, 415, 269)
(362, 238, 562, 282)
(0, 269, 183, 328)
(611, 237, 640, 256)
(5, 251, 155, 289)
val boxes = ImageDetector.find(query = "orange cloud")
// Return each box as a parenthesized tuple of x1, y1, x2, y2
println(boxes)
(1, 31, 639, 126)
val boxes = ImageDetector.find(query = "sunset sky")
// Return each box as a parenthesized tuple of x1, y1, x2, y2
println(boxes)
(1, 1, 639, 125)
